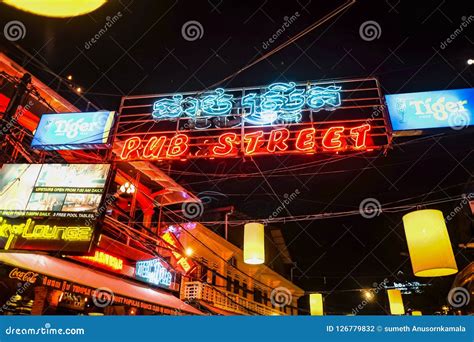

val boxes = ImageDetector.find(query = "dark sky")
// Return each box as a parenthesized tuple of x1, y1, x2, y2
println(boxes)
(1, 0, 473, 314)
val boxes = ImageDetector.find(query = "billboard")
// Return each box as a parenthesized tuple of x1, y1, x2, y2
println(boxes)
(385, 88, 474, 131)
(115, 78, 390, 160)
(31, 111, 115, 150)
(0, 164, 111, 253)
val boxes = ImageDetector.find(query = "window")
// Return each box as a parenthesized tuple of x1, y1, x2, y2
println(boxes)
(233, 279, 240, 295)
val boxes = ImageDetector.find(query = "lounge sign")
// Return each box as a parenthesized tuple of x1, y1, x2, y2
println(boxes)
(115, 78, 389, 160)
(0, 216, 94, 253)
(0, 164, 111, 253)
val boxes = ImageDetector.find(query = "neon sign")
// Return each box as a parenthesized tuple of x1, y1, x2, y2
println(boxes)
(135, 258, 173, 288)
(78, 250, 124, 271)
(161, 232, 194, 274)
(119, 124, 372, 160)
(152, 83, 341, 125)
(0, 216, 93, 252)
(115, 78, 390, 160)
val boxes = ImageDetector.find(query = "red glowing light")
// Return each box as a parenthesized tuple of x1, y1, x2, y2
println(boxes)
(243, 130, 264, 155)
(295, 127, 316, 152)
(267, 128, 290, 153)
(212, 132, 238, 156)
(143, 136, 166, 159)
(350, 124, 370, 149)
(166, 134, 189, 158)
(321, 126, 345, 151)
(121, 137, 141, 160)
(118, 124, 373, 160)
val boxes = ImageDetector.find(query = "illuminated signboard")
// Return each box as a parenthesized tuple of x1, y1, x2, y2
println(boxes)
(0, 164, 111, 253)
(0, 216, 93, 252)
(161, 232, 194, 274)
(77, 250, 124, 271)
(386, 88, 474, 131)
(114, 78, 389, 160)
(135, 258, 173, 289)
(151, 83, 341, 123)
(31, 111, 115, 150)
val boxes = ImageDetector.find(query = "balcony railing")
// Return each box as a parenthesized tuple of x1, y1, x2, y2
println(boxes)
(182, 281, 293, 316)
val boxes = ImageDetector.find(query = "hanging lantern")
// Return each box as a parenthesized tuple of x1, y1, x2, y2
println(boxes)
(412, 310, 422, 316)
(309, 293, 324, 316)
(402, 209, 458, 277)
(387, 289, 405, 315)
(243, 223, 265, 264)
(3, 0, 107, 18)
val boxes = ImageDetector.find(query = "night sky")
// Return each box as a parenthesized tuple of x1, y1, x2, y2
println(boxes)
(1, 0, 473, 314)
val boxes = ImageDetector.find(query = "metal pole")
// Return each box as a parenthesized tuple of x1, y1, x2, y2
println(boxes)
(1, 73, 31, 138)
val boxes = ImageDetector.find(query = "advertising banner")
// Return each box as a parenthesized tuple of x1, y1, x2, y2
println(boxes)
(31, 111, 115, 150)
(0, 164, 111, 253)
(115, 78, 390, 160)
(385, 88, 473, 131)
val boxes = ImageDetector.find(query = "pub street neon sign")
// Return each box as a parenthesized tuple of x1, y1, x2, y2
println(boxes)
(152, 82, 342, 125)
(115, 79, 388, 160)
(119, 124, 372, 161)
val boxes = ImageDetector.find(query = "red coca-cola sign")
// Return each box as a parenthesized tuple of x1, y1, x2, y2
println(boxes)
(9, 267, 38, 283)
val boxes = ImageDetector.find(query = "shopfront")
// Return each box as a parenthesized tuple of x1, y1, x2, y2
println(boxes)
(0, 252, 202, 316)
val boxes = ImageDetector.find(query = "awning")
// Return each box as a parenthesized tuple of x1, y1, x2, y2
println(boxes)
(0, 252, 203, 315)
(197, 300, 237, 316)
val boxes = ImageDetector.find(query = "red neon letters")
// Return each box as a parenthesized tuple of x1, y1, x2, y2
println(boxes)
(119, 124, 372, 160)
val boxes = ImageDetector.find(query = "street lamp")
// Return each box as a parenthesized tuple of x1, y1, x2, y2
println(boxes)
(119, 182, 136, 195)
(3, 0, 107, 18)
(362, 290, 374, 301)
(402, 209, 457, 277)
(243, 222, 265, 265)
(468, 59, 474, 65)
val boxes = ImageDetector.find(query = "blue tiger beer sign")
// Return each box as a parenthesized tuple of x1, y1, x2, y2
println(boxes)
(385, 88, 474, 132)
(31, 111, 115, 150)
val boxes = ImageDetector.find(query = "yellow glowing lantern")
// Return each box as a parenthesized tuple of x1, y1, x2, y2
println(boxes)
(412, 310, 422, 316)
(387, 289, 404, 315)
(243, 222, 265, 264)
(310, 293, 324, 316)
(3, 0, 107, 18)
(402, 209, 458, 277)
